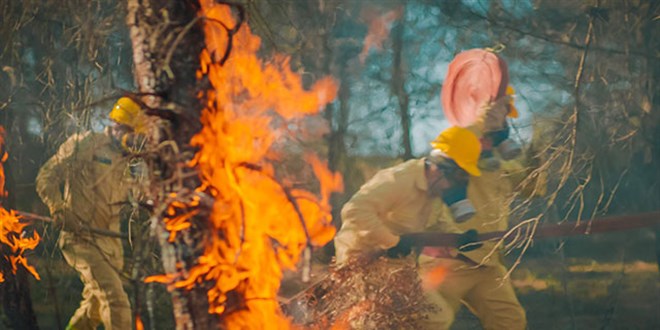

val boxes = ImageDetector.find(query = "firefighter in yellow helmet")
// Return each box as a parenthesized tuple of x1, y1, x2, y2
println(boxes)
(110, 97, 149, 132)
(334, 126, 483, 264)
(110, 97, 149, 154)
(419, 89, 533, 330)
(36, 97, 145, 330)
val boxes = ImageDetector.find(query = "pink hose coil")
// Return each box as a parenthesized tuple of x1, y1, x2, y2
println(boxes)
(441, 49, 509, 127)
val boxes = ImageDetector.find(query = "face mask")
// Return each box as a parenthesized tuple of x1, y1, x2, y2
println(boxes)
(478, 149, 501, 171)
(441, 184, 476, 223)
(484, 127, 522, 161)
(497, 139, 522, 160)
(435, 162, 475, 223)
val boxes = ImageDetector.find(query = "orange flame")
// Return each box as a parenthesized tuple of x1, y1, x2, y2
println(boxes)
(150, 2, 342, 327)
(135, 314, 144, 330)
(358, 7, 403, 63)
(0, 126, 41, 282)
(422, 265, 447, 291)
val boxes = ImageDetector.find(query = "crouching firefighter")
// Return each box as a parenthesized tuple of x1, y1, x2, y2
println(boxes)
(36, 97, 146, 330)
(334, 126, 483, 265)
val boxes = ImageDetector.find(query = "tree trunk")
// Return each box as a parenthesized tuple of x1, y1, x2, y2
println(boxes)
(315, 0, 352, 258)
(326, 63, 351, 223)
(641, 0, 660, 273)
(0, 266, 39, 330)
(0, 268, 38, 330)
(125, 1, 217, 329)
(391, 14, 413, 160)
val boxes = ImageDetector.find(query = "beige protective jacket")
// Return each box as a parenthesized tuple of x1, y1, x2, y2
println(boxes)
(334, 158, 447, 264)
(36, 131, 130, 256)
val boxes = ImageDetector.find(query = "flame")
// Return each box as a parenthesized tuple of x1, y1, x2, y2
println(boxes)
(0, 126, 40, 282)
(135, 315, 144, 330)
(421, 265, 447, 291)
(151, 2, 342, 327)
(358, 7, 403, 63)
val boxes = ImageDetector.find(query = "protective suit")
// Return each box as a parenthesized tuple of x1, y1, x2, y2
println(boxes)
(334, 158, 446, 264)
(420, 162, 528, 330)
(36, 131, 132, 330)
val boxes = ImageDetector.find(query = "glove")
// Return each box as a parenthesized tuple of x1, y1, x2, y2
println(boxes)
(456, 229, 482, 252)
(478, 95, 512, 132)
(51, 209, 83, 232)
(50, 209, 70, 231)
(478, 150, 501, 171)
(386, 235, 415, 258)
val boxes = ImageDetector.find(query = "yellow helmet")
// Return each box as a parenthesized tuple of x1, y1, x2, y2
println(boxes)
(430, 126, 482, 177)
(109, 97, 145, 131)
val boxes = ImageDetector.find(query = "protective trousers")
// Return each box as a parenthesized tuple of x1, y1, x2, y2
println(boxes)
(60, 240, 131, 330)
(420, 257, 526, 330)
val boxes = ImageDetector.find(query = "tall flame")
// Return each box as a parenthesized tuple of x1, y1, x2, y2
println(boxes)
(0, 127, 40, 282)
(150, 2, 342, 327)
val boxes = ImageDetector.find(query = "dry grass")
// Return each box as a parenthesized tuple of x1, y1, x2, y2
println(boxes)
(284, 256, 435, 329)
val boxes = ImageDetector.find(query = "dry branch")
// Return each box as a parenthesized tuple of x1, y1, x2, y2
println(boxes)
(17, 211, 128, 239)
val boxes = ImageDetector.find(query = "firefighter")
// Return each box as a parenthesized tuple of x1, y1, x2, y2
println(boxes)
(420, 93, 529, 330)
(36, 97, 144, 330)
(334, 126, 483, 265)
